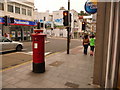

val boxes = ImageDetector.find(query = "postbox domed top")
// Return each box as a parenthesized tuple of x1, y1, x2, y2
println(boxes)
(31, 33, 46, 37)
(31, 29, 46, 37)
(34, 29, 43, 33)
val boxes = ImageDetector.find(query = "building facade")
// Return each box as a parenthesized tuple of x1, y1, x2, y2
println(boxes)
(93, 2, 120, 88)
(0, 0, 35, 41)
(70, 9, 81, 38)
(34, 9, 82, 38)
(52, 9, 82, 38)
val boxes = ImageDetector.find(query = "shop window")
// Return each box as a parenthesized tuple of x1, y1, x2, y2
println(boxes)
(15, 7, 20, 14)
(27, 9, 32, 16)
(8, 5, 13, 13)
(22, 8, 26, 15)
(0, 3, 4, 11)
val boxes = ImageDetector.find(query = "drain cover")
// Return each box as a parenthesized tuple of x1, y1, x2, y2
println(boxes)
(65, 82, 79, 88)
(49, 61, 64, 67)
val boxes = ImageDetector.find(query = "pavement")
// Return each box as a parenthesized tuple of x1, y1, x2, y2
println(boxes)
(1, 45, 99, 88)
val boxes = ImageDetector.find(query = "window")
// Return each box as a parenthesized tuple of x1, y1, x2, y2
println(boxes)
(27, 9, 32, 16)
(22, 8, 26, 15)
(15, 7, 20, 14)
(0, 3, 4, 11)
(8, 5, 13, 12)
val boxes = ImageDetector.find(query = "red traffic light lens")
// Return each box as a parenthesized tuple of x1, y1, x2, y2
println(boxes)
(63, 11, 68, 16)
(64, 12, 68, 16)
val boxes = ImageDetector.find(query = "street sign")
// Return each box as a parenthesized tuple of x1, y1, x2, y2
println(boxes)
(85, 0, 97, 14)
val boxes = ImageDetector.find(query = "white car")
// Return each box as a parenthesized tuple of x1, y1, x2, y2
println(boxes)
(0, 36, 23, 52)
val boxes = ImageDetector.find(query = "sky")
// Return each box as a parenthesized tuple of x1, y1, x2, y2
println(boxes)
(34, 0, 87, 13)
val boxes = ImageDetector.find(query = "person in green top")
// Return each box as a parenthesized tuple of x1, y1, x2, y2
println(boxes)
(90, 35, 95, 56)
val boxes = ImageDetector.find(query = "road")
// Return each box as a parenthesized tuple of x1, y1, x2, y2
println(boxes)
(23, 38, 82, 53)
(1, 38, 83, 69)
(45, 38, 82, 53)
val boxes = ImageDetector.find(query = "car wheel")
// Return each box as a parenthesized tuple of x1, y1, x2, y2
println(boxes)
(16, 45, 22, 51)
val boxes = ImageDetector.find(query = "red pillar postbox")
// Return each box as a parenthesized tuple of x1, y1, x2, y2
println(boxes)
(31, 29, 46, 73)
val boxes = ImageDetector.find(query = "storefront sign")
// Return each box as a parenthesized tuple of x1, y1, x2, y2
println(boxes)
(0, 18, 2, 23)
(0, 17, 4, 24)
(85, 0, 97, 14)
(46, 21, 52, 24)
(0, 17, 35, 26)
(14, 19, 35, 26)
(54, 18, 63, 25)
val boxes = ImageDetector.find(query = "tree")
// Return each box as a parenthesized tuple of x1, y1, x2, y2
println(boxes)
(59, 7, 66, 10)
(78, 10, 91, 16)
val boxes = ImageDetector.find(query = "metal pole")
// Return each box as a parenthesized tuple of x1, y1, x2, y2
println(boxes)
(67, 0, 70, 54)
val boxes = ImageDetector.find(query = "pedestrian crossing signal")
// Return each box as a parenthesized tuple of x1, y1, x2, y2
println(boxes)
(3, 16, 8, 26)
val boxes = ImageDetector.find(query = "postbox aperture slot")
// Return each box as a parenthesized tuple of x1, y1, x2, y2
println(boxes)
(34, 37, 38, 41)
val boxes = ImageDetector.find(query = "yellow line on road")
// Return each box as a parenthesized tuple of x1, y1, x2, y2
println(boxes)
(1, 52, 61, 72)
(46, 52, 60, 57)
(1, 60, 32, 72)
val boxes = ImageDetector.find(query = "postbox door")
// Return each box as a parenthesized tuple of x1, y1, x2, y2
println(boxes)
(33, 36, 45, 63)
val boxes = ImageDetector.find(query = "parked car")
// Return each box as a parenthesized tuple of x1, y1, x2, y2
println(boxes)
(0, 36, 23, 52)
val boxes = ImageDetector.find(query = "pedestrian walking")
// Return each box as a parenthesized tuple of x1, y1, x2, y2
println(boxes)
(90, 35, 95, 56)
(83, 34, 89, 55)
(7, 33, 11, 40)
(4, 33, 8, 38)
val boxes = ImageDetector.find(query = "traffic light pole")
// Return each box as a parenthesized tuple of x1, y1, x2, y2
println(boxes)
(67, 0, 70, 54)
(67, 27, 70, 54)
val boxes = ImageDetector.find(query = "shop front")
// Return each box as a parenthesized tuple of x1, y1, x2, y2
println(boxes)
(1, 17, 35, 41)
(10, 25, 33, 41)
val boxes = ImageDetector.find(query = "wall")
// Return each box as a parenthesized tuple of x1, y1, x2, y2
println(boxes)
(93, 2, 111, 87)
(93, 2, 120, 88)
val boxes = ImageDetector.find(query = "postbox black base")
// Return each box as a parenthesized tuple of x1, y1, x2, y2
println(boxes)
(33, 62, 45, 73)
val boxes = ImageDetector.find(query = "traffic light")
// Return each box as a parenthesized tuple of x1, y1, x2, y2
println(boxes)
(63, 11, 69, 26)
(45, 24, 47, 28)
(63, 11, 72, 26)
(37, 22, 40, 29)
(3, 16, 8, 26)
(10, 17, 14, 23)
(40, 23, 43, 28)
(82, 22, 86, 30)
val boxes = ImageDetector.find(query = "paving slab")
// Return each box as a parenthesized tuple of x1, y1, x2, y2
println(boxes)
(2, 46, 99, 88)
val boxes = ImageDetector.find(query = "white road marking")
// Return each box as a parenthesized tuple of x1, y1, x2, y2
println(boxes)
(19, 51, 52, 56)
